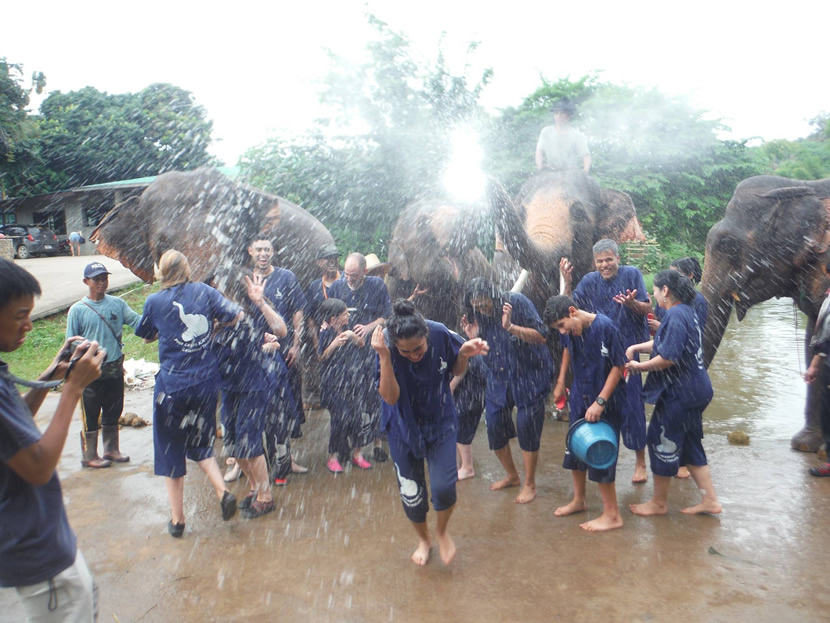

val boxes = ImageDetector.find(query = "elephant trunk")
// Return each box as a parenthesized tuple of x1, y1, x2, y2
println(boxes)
(700, 277, 734, 369)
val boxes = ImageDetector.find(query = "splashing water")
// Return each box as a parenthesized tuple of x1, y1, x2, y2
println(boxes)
(443, 127, 485, 203)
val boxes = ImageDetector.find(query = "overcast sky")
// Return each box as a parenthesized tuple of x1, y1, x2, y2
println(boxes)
(5, 0, 827, 165)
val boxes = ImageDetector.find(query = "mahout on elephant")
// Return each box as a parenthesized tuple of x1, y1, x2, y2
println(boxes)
(384, 199, 496, 329)
(91, 167, 335, 291)
(489, 169, 646, 314)
(701, 175, 830, 452)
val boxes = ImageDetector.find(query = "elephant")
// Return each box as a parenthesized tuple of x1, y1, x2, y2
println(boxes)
(489, 169, 646, 313)
(700, 175, 830, 452)
(91, 167, 335, 291)
(384, 199, 497, 328)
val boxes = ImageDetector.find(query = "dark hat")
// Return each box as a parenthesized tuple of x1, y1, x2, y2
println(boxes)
(549, 98, 577, 115)
(316, 243, 340, 260)
(84, 262, 111, 278)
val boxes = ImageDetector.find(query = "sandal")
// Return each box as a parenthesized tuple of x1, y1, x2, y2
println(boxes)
(238, 491, 256, 510)
(809, 463, 830, 477)
(220, 491, 237, 521)
(241, 499, 275, 519)
(224, 462, 242, 482)
(168, 520, 185, 538)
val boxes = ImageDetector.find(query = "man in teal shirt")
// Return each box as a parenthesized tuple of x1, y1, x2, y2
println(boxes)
(66, 262, 141, 468)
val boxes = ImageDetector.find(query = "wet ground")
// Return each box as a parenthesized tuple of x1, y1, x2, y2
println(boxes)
(2, 298, 829, 622)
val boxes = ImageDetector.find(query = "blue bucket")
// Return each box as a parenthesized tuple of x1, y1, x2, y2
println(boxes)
(566, 418, 619, 470)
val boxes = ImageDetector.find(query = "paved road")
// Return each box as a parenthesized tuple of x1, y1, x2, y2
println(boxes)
(15, 255, 143, 319)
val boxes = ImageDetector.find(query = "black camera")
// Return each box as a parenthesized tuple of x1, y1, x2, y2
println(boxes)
(58, 340, 89, 362)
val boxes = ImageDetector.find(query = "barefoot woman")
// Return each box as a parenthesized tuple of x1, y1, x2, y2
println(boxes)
(372, 300, 488, 566)
(625, 270, 721, 516)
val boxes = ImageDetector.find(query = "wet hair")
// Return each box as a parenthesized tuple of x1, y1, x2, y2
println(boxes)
(318, 298, 347, 324)
(550, 97, 577, 116)
(248, 235, 273, 249)
(386, 299, 428, 342)
(0, 258, 41, 308)
(158, 250, 192, 289)
(653, 269, 696, 305)
(592, 239, 619, 257)
(463, 278, 503, 321)
(670, 257, 702, 284)
(345, 252, 366, 271)
(543, 295, 578, 325)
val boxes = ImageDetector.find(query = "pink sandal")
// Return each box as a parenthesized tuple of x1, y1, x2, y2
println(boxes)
(327, 458, 344, 473)
(352, 455, 372, 470)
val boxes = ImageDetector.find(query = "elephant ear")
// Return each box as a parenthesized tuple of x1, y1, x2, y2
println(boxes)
(762, 187, 828, 268)
(90, 195, 155, 282)
(597, 189, 646, 243)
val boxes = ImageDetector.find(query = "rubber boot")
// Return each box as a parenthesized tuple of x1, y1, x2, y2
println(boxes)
(102, 424, 130, 463)
(81, 430, 112, 468)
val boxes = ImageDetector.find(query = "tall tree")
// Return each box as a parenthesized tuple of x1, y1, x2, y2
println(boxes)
(0, 58, 48, 198)
(753, 112, 830, 181)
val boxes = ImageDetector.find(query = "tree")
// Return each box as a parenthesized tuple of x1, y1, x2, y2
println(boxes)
(753, 113, 830, 181)
(240, 16, 492, 256)
(0, 58, 48, 198)
(37, 83, 217, 189)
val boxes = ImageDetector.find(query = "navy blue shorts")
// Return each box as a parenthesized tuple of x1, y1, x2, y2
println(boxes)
(388, 428, 458, 524)
(456, 404, 483, 445)
(485, 383, 546, 452)
(620, 375, 647, 451)
(220, 389, 270, 459)
(562, 413, 622, 483)
(153, 377, 218, 478)
(647, 398, 708, 477)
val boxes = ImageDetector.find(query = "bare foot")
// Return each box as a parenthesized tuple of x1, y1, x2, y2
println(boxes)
(411, 541, 432, 566)
(629, 500, 668, 516)
(514, 484, 537, 504)
(681, 500, 722, 515)
(675, 467, 691, 479)
(489, 475, 520, 491)
(632, 464, 648, 484)
(554, 499, 586, 516)
(457, 466, 475, 481)
(580, 513, 623, 532)
(437, 532, 456, 565)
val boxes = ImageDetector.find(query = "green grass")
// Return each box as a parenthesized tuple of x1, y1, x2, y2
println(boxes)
(4, 282, 160, 382)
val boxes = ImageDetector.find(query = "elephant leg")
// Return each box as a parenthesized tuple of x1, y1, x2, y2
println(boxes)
(791, 320, 824, 452)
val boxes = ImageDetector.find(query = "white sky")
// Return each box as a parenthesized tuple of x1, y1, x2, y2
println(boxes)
(5, 0, 827, 165)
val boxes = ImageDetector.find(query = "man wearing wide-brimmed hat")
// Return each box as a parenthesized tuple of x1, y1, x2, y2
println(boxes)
(535, 97, 592, 173)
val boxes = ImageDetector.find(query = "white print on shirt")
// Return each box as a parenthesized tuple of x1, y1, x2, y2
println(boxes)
(655, 424, 679, 464)
(438, 357, 447, 373)
(600, 341, 609, 358)
(172, 301, 209, 342)
(395, 463, 424, 508)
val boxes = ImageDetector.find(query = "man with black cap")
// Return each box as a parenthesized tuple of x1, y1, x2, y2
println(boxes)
(535, 97, 592, 173)
(66, 262, 141, 468)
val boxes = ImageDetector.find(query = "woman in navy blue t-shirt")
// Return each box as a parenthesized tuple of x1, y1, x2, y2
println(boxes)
(372, 300, 488, 566)
(626, 269, 721, 517)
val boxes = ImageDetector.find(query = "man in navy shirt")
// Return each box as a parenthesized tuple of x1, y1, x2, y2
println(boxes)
(249, 236, 309, 474)
(329, 252, 392, 461)
(561, 239, 651, 484)
(1, 259, 105, 620)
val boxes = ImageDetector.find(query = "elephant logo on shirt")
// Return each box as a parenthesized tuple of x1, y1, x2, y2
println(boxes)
(438, 357, 447, 373)
(655, 424, 680, 464)
(172, 301, 209, 342)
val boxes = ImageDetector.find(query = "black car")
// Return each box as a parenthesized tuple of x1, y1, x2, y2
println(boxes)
(0, 224, 60, 259)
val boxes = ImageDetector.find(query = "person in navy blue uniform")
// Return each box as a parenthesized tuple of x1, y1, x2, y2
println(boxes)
(561, 239, 651, 484)
(450, 337, 487, 481)
(135, 250, 242, 536)
(248, 236, 309, 475)
(318, 298, 374, 472)
(650, 257, 708, 332)
(372, 299, 488, 566)
(329, 252, 392, 462)
(804, 259, 830, 476)
(626, 269, 722, 516)
(1, 259, 105, 621)
(462, 278, 554, 504)
(546, 295, 626, 532)
(213, 273, 290, 519)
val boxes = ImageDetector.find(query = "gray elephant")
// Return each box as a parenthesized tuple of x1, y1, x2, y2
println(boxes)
(91, 167, 334, 290)
(384, 199, 496, 328)
(701, 175, 830, 452)
(489, 169, 646, 312)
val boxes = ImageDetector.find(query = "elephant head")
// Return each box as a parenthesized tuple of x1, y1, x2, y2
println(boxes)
(489, 169, 645, 312)
(92, 167, 334, 290)
(385, 199, 495, 328)
(700, 175, 830, 450)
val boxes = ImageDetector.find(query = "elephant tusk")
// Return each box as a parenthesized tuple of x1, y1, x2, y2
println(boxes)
(730, 291, 741, 302)
(511, 269, 530, 293)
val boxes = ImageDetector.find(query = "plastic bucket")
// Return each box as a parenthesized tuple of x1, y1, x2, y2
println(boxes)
(566, 418, 618, 470)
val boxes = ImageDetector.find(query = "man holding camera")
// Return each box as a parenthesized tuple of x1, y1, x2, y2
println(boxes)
(66, 262, 141, 468)
(1, 258, 105, 621)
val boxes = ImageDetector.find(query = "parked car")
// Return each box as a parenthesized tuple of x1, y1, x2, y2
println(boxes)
(0, 224, 60, 259)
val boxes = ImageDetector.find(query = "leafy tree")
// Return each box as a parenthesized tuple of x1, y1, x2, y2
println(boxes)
(753, 113, 830, 180)
(37, 83, 217, 189)
(240, 16, 492, 256)
(0, 59, 48, 198)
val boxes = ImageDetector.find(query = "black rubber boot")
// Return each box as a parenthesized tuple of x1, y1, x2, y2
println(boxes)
(102, 424, 130, 463)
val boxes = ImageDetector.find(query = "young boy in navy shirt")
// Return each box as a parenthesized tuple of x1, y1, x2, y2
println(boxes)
(545, 295, 626, 532)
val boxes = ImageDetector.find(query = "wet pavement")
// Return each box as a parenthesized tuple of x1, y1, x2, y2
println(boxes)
(2, 298, 829, 622)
